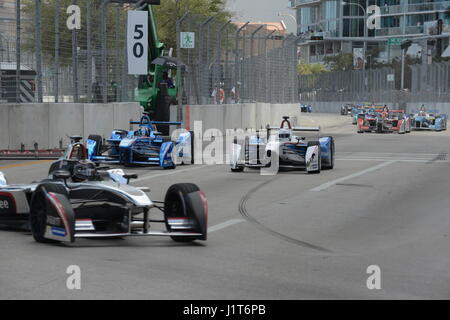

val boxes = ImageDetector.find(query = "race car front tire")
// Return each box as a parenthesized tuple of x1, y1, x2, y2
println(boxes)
(231, 166, 244, 172)
(30, 183, 72, 244)
(164, 183, 207, 243)
(88, 135, 103, 155)
(322, 137, 334, 170)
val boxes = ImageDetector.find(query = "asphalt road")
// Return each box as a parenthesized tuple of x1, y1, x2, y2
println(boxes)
(1, 119, 450, 299)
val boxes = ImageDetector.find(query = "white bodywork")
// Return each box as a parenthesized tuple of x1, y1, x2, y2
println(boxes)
(0, 172, 7, 186)
(230, 126, 321, 173)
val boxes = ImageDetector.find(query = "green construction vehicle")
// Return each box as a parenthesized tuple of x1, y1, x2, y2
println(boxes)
(134, 1, 182, 122)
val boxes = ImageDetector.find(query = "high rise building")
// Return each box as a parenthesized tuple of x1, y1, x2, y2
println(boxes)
(289, 0, 450, 65)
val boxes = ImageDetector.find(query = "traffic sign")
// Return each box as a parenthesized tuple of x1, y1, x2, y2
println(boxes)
(181, 32, 195, 49)
(388, 38, 402, 45)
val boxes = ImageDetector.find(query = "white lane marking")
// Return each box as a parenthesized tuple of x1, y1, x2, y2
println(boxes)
(310, 161, 396, 192)
(208, 219, 245, 233)
(134, 165, 207, 183)
(336, 158, 450, 163)
(337, 152, 440, 156)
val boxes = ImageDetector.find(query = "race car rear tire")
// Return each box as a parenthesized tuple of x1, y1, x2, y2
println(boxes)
(164, 183, 207, 243)
(30, 183, 70, 244)
(88, 135, 103, 155)
(190, 131, 195, 165)
(322, 137, 334, 170)
(377, 123, 383, 134)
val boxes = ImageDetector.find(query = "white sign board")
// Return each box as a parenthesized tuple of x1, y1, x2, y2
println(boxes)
(127, 11, 148, 75)
(387, 74, 395, 82)
(180, 32, 195, 49)
(353, 48, 364, 70)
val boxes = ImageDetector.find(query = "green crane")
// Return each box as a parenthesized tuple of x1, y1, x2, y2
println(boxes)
(134, 0, 180, 122)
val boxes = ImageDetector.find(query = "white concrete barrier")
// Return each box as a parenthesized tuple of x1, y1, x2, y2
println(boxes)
(406, 102, 450, 115)
(0, 102, 143, 150)
(172, 103, 302, 133)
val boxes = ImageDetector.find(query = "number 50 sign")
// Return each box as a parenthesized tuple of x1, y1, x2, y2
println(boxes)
(127, 11, 148, 75)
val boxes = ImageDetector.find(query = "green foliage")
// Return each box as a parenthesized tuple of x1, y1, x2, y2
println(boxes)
(297, 62, 327, 75)
(154, 0, 233, 51)
(21, 0, 233, 66)
(22, 0, 125, 67)
(323, 53, 353, 72)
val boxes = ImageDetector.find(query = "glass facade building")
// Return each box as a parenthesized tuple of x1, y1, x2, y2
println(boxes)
(289, 0, 450, 64)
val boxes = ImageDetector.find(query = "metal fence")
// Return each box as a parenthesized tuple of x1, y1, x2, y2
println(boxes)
(410, 62, 450, 102)
(298, 61, 450, 104)
(177, 15, 299, 105)
(298, 67, 397, 103)
(0, 0, 137, 104)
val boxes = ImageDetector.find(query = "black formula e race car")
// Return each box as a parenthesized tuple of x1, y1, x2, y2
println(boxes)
(0, 137, 207, 244)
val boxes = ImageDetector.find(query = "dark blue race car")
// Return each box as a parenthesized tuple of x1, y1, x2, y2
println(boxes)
(87, 114, 194, 169)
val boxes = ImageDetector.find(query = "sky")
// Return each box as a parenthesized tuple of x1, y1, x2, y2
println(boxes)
(226, 0, 296, 34)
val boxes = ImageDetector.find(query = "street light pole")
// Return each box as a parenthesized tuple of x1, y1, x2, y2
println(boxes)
(342, 1, 367, 70)
(277, 12, 297, 34)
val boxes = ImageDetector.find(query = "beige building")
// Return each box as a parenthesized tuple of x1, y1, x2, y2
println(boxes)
(233, 21, 288, 56)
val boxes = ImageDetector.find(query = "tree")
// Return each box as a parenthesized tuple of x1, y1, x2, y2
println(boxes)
(297, 62, 327, 75)
(154, 0, 233, 52)
(323, 53, 353, 71)
(21, 0, 233, 66)
(22, 0, 127, 67)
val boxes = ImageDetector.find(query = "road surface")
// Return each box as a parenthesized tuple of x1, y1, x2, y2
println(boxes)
(1, 119, 450, 299)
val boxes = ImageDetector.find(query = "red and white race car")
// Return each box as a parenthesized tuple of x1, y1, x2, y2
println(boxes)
(357, 109, 411, 134)
(388, 110, 411, 134)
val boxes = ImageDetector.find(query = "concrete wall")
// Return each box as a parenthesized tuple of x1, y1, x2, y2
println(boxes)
(405, 102, 450, 115)
(309, 101, 450, 115)
(171, 103, 301, 133)
(168, 101, 450, 135)
(0, 102, 142, 150)
(310, 101, 398, 114)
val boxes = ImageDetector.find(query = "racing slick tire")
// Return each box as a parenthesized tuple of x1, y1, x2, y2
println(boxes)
(164, 183, 207, 243)
(190, 131, 195, 165)
(88, 135, 103, 155)
(307, 141, 321, 174)
(377, 123, 383, 134)
(231, 166, 244, 172)
(163, 156, 177, 170)
(322, 137, 335, 170)
(29, 183, 73, 244)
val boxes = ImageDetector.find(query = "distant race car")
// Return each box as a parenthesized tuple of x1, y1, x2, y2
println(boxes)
(341, 104, 355, 116)
(300, 104, 312, 113)
(0, 138, 208, 244)
(87, 114, 194, 169)
(352, 108, 368, 125)
(388, 110, 411, 134)
(411, 109, 447, 131)
(230, 116, 335, 173)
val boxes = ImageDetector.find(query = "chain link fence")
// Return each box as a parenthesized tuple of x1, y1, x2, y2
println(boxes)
(298, 67, 397, 103)
(177, 15, 299, 105)
(0, 0, 137, 104)
(298, 60, 450, 104)
(410, 62, 450, 102)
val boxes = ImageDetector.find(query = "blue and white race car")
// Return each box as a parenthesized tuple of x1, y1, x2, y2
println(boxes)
(230, 116, 335, 173)
(87, 114, 194, 169)
(300, 104, 312, 113)
(411, 108, 447, 131)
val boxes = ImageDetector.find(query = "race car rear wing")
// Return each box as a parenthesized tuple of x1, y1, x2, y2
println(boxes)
(130, 114, 184, 127)
(266, 125, 321, 132)
(130, 120, 183, 126)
